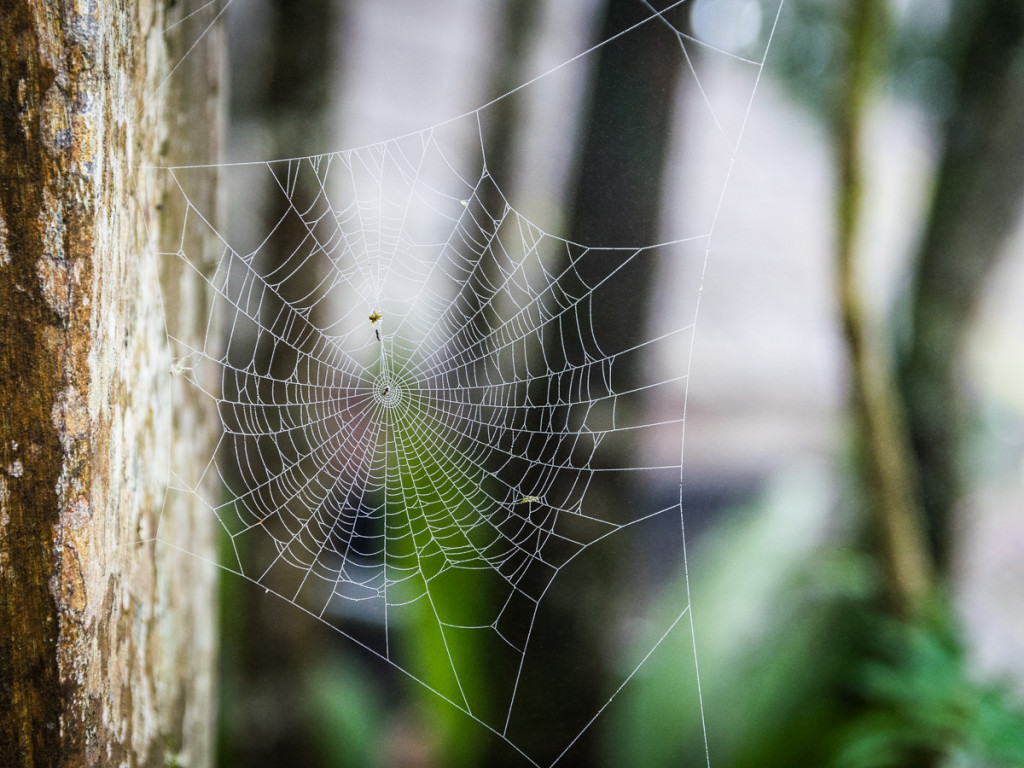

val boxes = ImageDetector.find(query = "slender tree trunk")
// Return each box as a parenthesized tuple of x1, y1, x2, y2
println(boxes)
(833, 0, 934, 617)
(0, 2, 221, 766)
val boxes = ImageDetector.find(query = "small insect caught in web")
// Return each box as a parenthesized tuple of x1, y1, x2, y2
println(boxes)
(517, 496, 540, 504)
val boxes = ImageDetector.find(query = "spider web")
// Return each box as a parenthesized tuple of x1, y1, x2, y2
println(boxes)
(155, 1, 784, 764)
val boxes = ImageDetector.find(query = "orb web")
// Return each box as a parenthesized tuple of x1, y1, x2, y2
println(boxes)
(154, 0, 785, 763)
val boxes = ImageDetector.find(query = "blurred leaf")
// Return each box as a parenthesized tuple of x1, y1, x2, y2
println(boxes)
(603, 464, 1024, 768)
(832, 613, 1024, 768)
(603, 464, 870, 767)
(305, 659, 383, 768)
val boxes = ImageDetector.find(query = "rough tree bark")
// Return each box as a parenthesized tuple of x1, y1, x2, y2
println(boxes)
(0, 2, 221, 766)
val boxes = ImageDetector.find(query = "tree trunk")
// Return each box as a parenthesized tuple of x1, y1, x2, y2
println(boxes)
(833, 0, 933, 616)
(508, 0, 687, 762)
(898, 0, 1024, 572)
(0, 2, 221, 766)
(218, 3, 341, 766)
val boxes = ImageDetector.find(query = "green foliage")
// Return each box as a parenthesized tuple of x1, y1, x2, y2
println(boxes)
(304, 659, 383, 768)
(604, 468, 870, 767)
(832, 613, 1024, 768)
(605, 469, 1024, 768)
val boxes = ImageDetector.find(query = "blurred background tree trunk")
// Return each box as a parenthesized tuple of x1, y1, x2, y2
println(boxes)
(464, 0, 541, 343)
(832, 0, 1024, 613)
(0, 1, 220, 766)
(823, 0, 1024, 763)
(898, 0, 1024, 572)
(217, 2, 343, 767)
(833, 0, 934, 615)
(513, 0, 688, 763)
